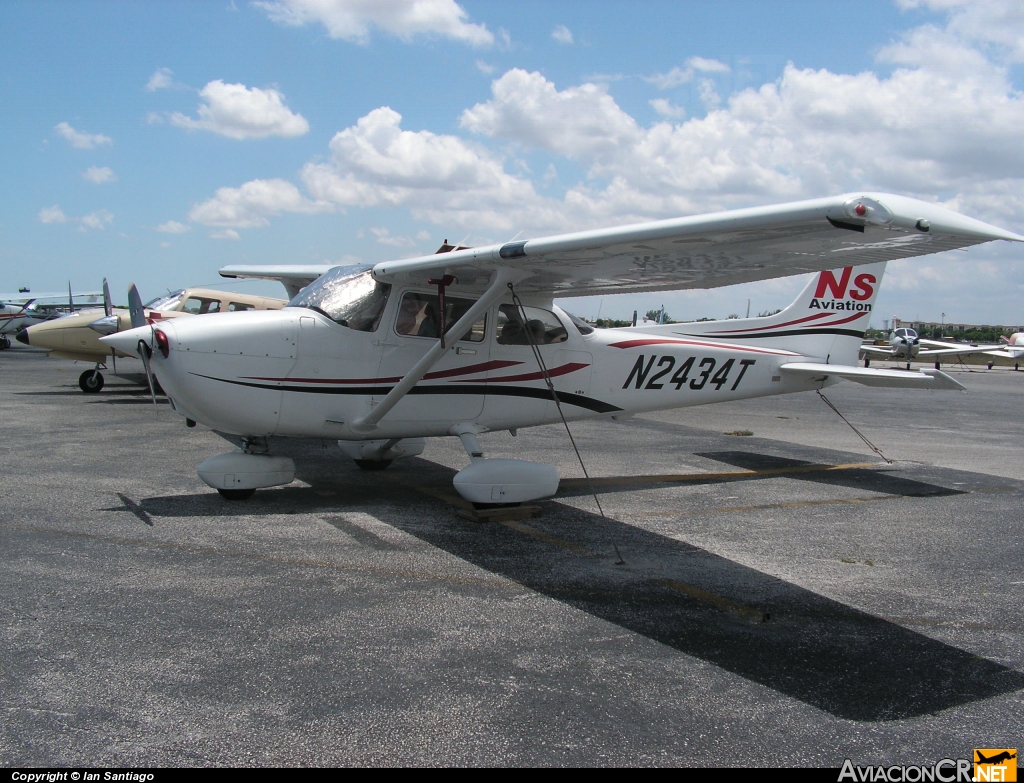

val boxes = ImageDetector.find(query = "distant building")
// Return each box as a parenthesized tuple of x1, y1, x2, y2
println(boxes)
(891, 317, 1023, 334)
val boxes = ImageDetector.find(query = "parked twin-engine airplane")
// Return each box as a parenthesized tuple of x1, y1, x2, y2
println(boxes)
(18, 283, 285, 391)
(102, 193, 1022, 502)
(0, 287, 103, 349)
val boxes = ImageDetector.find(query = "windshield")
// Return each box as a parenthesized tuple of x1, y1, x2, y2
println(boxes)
(145, 290, 185, 311)
(288, 268, 391, 331)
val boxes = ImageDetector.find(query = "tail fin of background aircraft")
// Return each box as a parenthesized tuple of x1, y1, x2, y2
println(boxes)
(656, 261, 887, 363)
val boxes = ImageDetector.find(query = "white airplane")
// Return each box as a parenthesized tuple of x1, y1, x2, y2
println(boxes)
(982, 332, 1024, 369)
(102, 193, 1022, 502)
(858, 327, 1009, 370)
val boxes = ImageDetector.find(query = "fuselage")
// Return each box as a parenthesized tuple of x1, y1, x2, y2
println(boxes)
(149, 297, 832, 440)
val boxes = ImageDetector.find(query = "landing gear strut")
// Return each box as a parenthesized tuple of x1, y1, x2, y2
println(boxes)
(79, 367, 104, 393)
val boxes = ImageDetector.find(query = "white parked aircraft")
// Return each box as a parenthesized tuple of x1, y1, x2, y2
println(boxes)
(102, 193, 1022, 502)
(979, 332, 1024, 370)
(858, 327, 1009, 370)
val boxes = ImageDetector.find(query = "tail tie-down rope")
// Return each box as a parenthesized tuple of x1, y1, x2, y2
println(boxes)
(509, 284, 625, 565)
(816, 390, 893, 464)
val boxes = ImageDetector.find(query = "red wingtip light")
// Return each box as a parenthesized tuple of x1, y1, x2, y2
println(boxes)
(154, 328, 170, 358)
(854, 204, 867, 217)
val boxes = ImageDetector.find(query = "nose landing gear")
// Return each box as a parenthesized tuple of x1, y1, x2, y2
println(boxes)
(79, 367, 105, 393)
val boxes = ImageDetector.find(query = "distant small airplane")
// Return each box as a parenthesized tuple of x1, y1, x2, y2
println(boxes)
(859, 327, 1010, 370)
(17, 281, 284, 392)
(979, 332, 1024, 370)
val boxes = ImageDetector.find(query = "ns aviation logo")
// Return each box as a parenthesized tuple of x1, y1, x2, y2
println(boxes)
(810, 267, 877, 312)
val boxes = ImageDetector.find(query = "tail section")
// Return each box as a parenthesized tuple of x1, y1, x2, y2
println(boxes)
(651, 262, 886, 363)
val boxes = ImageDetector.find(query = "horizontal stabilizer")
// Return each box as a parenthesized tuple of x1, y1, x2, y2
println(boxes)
(780, 362, 966, 390)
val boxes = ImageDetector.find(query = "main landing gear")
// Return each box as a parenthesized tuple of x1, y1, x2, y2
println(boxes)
(339, 438, 425, 471)
(0, 335, 10, 350)
(196, 436, 296, 501)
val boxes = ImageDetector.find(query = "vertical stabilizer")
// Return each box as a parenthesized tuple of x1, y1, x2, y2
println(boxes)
(658, 262, 887, 363)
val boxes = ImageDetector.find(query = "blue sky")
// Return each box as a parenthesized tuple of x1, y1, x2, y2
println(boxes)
(2, 0, 1023, 326)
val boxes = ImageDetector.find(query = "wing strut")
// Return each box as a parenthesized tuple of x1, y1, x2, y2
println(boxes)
(347, 266, 528, 435)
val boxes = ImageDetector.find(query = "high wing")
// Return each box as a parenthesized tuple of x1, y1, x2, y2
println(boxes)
(369, 193, 1023, 296)
(916, 338, 1004, 358)
(219, 264, 345, 299)
(780, 363, 966, 390)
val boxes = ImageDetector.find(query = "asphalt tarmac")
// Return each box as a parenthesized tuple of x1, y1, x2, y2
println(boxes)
(2, 348, 1022, 766)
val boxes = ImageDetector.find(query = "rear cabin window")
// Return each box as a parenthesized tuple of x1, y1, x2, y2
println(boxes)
(227, 302, 255, 312)
(395, 292, 486, 342)
(496, 305, 568, 345)
(181, 297, 221, 315)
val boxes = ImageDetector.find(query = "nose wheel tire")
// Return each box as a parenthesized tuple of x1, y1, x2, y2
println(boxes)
(0, 335, 10, 350)
(79, 370, 104, 393)
(354, 459, 393, 471)
(217, 488, 256, 500)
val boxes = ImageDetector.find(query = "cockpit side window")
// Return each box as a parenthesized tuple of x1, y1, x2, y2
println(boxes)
(287, 268, 391, 332)
(395, 292, 485, 342)
(227, 302, 254, 312)
(496, 305, 568, 345)
(181, 297, 221, 315)
(564, 311, 594, 335)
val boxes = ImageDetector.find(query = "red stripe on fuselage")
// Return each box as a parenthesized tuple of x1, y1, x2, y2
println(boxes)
(704, 311, 830, 333)
(607, 338, 797, 356)
(451, 362, 589, 383)
(242, 359, 523, 385)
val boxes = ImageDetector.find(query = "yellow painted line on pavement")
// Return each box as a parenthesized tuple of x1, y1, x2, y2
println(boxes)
(653, 578, 767, 623)
(559, 461, 880, 490)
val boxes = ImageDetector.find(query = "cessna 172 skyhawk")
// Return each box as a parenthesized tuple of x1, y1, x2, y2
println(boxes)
(102, 193, 1023, 502)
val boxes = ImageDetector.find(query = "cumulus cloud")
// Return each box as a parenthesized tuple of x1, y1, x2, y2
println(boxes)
(649, 98, 685, 119)
(551, 25, 573, 44)
(189, 178, 332, 229)
(898, 0, 1024, 62)
(83, 166, 116, 184)
(460, 69, 641, 161)
(187, 2, 1024, 262)
(156, 220, 190, 234)
(645, 57, 730, 89)
(475, 59, 495, 75)
(54, 122, 112, 149)
(146, 67, 175, 91)
(38, 206, 67, 224)
(210, 229, 241, 240)
(170, 80, 309, 139)
(255, 0, 493, 47)
(79, 210, 114, 231)
(370, 226, 415, 246)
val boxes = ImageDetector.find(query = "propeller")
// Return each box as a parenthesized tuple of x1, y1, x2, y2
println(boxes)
(128, 284, 157, 403)
(102, 278, 116, 373)
(68, 281, 74, 314)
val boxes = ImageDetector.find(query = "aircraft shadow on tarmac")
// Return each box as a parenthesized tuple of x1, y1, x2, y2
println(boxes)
(137, 442, 1024, 723)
